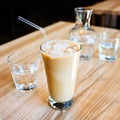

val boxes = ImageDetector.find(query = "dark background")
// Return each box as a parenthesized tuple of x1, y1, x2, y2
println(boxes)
(0, 0, 119, 45)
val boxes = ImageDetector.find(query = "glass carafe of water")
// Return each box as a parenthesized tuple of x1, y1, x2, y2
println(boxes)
(69, 7, 96, 60)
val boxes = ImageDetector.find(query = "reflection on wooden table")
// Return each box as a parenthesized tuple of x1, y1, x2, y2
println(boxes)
(0, 21, 120, 120)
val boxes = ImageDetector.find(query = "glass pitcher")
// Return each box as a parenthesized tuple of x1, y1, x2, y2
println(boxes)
(69, 7, 96, 60)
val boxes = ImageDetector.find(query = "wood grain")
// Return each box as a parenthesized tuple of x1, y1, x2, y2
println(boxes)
(0, 21, 120, 120)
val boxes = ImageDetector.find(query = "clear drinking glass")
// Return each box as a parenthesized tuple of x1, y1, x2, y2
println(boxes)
(98, 32, 120, 61)
(8, 51, 40, 92)
(69, 7, 96, 60)
(40, 39, 81, 110)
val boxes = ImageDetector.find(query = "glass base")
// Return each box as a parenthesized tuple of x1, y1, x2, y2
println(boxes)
(99, 54, 116, 61)
(49, 96, 73, 110)
(80, 54, 91, 60)
(15, 83, 37, 92)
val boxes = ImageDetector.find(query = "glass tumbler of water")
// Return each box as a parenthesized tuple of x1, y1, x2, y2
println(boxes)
(98, 32, 120, 61)
(7, 51, 40, 92)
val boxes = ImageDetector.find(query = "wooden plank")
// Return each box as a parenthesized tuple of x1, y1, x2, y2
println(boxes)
(87, 0, 120, 15)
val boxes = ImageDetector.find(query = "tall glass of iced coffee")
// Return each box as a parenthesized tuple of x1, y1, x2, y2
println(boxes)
(40, 40, 81, 110)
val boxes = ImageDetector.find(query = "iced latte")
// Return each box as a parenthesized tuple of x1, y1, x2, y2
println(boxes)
(40, 40, 81, 110)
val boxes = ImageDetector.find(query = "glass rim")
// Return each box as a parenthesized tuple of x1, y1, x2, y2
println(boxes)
(40, 39, 82, 57)
(97, 32, 120, 40)
(7, 51, 40, 66)
(74, 7, 93, 12)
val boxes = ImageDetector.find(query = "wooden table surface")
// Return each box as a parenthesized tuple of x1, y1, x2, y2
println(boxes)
(87, 0, 120, 15)
(1, 21, 120, 120)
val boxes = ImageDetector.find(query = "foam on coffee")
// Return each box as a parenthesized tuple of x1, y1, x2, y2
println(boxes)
(40, 40, 80, 57)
